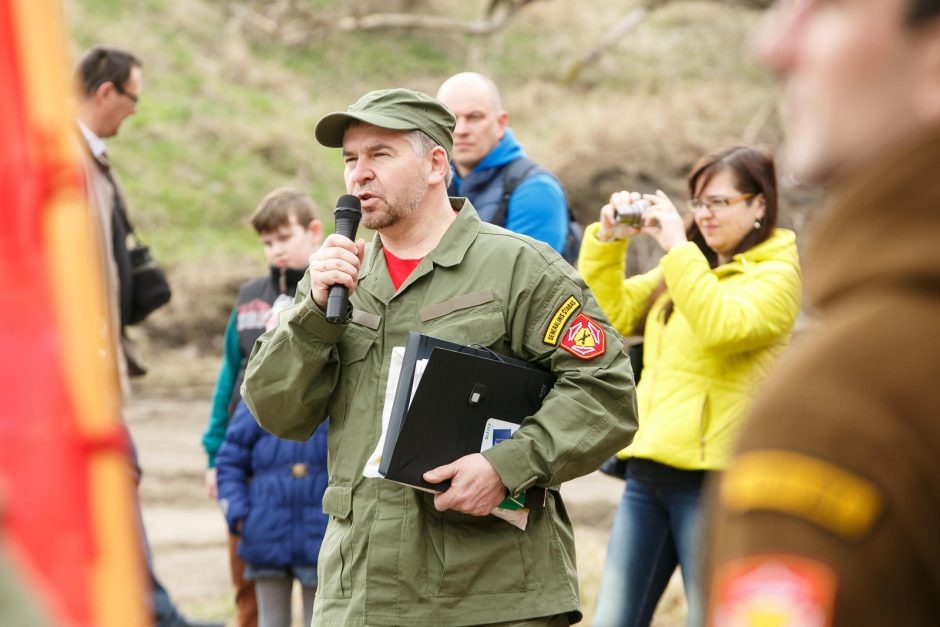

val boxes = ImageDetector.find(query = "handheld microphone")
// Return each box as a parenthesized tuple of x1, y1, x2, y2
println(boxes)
(325, 194, 362, 324)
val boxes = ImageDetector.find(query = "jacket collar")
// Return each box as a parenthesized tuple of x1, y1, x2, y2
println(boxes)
(450, 128, 526, 187)
(357, 198, 482, 302)
(425, 198, 481, 267)
(714, 229, 799, 277)
(475, 127, 525, 170)
(805, 125, 940, 310)
(268, 266, 306, 296)
(77, 120, 107, 162)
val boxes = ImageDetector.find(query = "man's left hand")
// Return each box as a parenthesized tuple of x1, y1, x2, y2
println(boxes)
(424, 453, 506, 516)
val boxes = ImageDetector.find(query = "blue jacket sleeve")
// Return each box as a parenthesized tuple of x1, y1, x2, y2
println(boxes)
(215, 400, 263, 535)
(202, 308, 240, 468)
(505, 173, 568, 253)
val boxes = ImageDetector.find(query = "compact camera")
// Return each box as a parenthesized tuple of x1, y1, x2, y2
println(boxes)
(614, 199, 651, 228)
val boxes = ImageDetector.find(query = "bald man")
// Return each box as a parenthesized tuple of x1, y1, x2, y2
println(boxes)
(437, 72, 571, 257)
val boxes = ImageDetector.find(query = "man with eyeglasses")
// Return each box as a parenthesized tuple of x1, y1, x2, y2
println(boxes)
(703, 1, 940, 625)
(74, 46, 144, 380)
(74, 46, 222, 627)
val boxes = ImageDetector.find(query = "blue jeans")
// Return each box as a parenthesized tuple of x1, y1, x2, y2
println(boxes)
(593, 459, 709, 627)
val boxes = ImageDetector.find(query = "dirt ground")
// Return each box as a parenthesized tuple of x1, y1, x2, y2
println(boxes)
(128, 350, 686, 627)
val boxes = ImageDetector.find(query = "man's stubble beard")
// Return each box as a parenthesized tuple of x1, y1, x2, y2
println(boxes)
(360, 182, 428, 231)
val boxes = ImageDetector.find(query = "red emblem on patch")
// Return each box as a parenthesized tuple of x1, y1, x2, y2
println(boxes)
(710, 555, 836, 627)
(560, 313, 606, 359)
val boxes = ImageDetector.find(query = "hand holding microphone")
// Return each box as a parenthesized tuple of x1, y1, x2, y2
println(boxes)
(308, 194, 365, 323)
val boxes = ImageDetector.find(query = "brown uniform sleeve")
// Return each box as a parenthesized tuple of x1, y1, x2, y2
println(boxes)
(703, 299, 940, 626)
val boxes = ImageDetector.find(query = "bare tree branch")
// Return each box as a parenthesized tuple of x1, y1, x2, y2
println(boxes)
(486, 0, 536, 19)
(335, 0, 539, 35)
(562, 0, 668, 85)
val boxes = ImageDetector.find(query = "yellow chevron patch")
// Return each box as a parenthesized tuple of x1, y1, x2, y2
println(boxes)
(721, 450, 883, 539)
(543, 296, 580, 345)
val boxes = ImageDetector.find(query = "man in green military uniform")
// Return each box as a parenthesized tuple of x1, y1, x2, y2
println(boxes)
(704, 0, 940, 625)
(242, 88, 638, 626)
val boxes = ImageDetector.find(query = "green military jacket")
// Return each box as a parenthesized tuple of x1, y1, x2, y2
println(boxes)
(243, 200, 638, 626)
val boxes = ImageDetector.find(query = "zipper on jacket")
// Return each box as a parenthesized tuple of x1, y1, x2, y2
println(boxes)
(645, 310, 666, 416)
(699, 395, 709, 462)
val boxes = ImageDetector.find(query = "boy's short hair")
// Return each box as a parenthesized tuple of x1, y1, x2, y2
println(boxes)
(251, 188, 320, 234)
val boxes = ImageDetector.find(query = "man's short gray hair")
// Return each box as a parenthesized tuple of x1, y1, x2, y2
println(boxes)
(405, 129, 454, 188)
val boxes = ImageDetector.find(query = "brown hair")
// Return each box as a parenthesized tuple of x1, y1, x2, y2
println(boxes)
(251, 188, 320, 234)
(646, 145, 778, 327)
(75, 46, 142, 97)
(686, 145, 778, 266)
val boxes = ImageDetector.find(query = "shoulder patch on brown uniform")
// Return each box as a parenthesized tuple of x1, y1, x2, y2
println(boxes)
(710, 554, 836, 627)
(543, 296, 580, 345)
(721, 450, 883, 539)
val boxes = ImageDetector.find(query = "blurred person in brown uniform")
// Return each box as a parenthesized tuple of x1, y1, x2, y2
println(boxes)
(703, 1, 940, 625)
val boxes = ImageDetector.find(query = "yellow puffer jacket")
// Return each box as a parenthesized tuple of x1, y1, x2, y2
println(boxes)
(579, 223, 802, 470)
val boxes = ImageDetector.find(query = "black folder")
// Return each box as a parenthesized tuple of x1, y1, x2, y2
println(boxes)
(379, 332, 555, 500)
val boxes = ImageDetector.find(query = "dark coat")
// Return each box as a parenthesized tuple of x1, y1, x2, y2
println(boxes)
(216, 400, 329, 569)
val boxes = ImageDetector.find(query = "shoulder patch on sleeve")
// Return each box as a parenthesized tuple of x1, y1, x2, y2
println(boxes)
(721, 450, 883, 539)
(710, 555, 836, 627)
(559, 313, 606, 359)
(543, 296, 581, 345)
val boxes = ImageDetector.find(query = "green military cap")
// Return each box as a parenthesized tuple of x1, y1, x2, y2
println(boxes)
(315, 88, 455, 158)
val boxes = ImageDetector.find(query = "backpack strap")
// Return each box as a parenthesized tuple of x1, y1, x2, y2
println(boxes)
(493, 157, 542, 228)
(495, 156, 583, 265)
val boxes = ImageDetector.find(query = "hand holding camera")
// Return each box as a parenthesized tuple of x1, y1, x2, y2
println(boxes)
(597, 191, 644, 241)
(597, 190, 687, 252)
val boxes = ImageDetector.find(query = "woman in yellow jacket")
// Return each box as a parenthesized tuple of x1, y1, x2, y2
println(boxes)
(581, 146, 801, 627)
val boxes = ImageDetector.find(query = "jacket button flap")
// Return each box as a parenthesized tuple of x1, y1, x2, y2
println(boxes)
(321, 485, 352, 520)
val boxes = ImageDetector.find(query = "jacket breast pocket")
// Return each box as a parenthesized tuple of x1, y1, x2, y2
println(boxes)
(421, 300, 506, 351)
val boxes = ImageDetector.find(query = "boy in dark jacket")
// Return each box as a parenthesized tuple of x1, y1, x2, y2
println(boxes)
(216, 402, 328, 627)
(201, 189, 323, 626)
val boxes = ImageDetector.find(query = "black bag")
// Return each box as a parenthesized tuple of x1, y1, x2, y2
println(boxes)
(108, 186, 172, 325)
(127, 243, 172, 325)
(598, 455, 629, 480)
(90, 145, 172, 326)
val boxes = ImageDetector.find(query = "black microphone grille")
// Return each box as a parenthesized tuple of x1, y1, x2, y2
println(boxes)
(336, 194, 361, 211)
